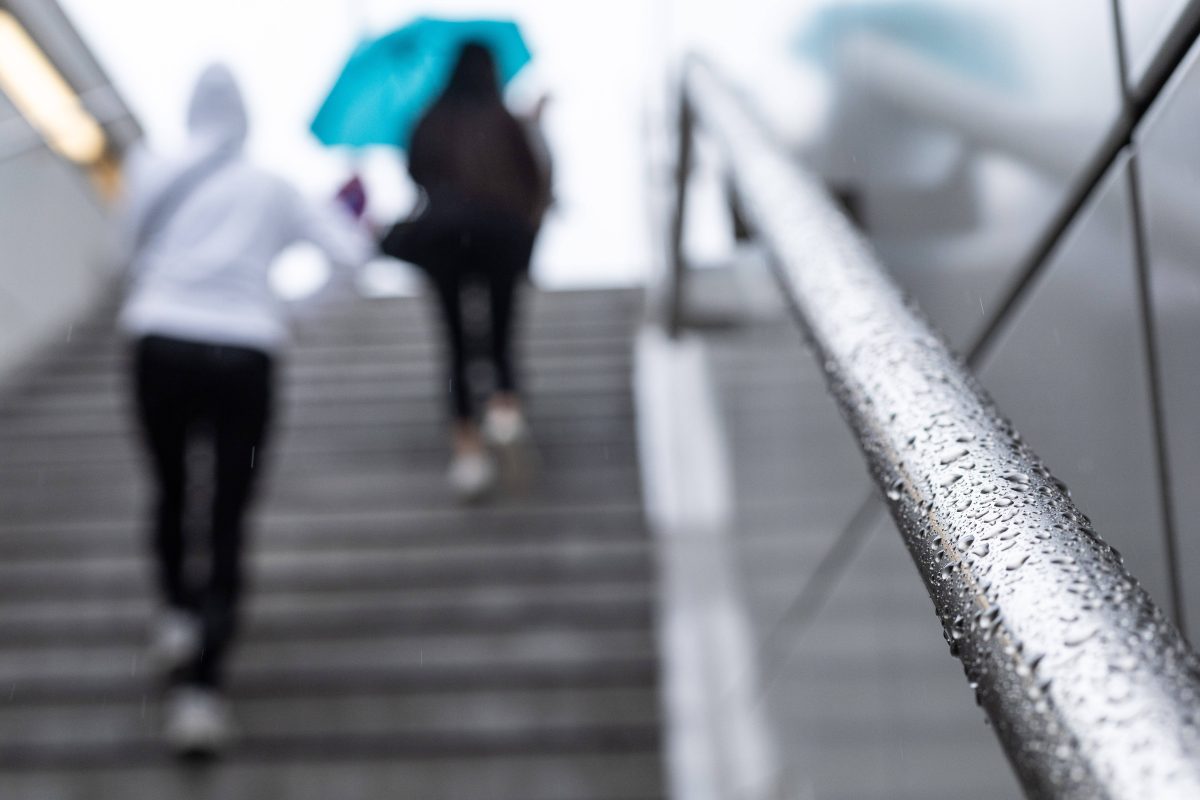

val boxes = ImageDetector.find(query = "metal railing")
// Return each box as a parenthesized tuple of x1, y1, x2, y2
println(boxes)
(667, 54, 1200, 800)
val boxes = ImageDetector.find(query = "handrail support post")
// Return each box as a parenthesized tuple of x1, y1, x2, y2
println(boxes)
(666, 85, 694, 339)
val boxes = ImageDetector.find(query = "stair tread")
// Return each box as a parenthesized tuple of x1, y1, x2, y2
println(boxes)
(0, 289, 662, 796)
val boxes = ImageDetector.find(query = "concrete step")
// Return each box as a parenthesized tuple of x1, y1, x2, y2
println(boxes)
(0, 573, 654, 638)
(0, 441, 640, 496)
(0, 539, 654, 602)
(3, 651, 658, 708)
(0, 463, 643, 524)
(0, 503, 647, 555)
(22, 324, 635, 372)
(0, 418, 637, 468)
(38, 334, 636, 375)
(0, 686, 660, 764)
(0, 389, 634, 438)
(0, 752, 664, 800)
(2, 369, 638, 419)
(0, 626, 657, 687)
(26, 355, 634, 406)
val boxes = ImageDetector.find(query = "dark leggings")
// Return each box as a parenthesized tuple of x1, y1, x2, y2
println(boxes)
(383, 206, 534, 422)
(133, 335, 273, 689)
(429, 264, 523, 421)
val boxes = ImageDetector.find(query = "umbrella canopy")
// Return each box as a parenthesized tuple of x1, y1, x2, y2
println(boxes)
(310, 16, 532, 149)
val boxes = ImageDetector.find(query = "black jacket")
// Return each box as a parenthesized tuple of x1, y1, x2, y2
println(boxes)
(408, 97, 547, 230)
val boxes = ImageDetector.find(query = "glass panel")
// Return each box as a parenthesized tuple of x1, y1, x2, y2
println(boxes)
(978, 156, 1173, 617)
(686, 257, 1020, 798)
(1135, 37, 1200, 640)
(768, 517, 1022, 800)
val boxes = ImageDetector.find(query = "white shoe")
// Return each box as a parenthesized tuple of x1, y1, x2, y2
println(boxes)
(447, 451, 495, 500)
(164, 687, 234, 756)
(483, 406, 528, 447)
(148, 609, 201, 672)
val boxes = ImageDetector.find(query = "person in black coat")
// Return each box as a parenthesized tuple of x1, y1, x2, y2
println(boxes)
(382, 42, 550, 498)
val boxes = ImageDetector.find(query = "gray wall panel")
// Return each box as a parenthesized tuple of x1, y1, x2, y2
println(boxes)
(0, 145, 110, 381)
(1136, 35, 1200, 641)
(978, 156, 1173, 619)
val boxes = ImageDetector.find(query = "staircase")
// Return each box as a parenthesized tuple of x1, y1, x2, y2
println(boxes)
(0, 287, 663, 799)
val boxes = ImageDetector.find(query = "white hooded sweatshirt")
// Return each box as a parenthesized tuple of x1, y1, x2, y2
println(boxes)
(118, 64, 371, 352)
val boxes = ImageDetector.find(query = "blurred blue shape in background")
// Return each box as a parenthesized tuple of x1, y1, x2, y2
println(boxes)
(794, 2, 1022, 91)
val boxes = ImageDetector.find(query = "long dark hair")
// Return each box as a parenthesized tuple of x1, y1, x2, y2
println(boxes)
(407, 42, 544, 226)
(440, 42, 501, 101)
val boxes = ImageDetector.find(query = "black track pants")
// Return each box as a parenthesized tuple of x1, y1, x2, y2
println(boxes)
(133, 334, 273, 688)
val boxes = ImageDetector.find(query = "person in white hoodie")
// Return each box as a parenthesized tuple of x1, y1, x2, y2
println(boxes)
(118, 63, 371, 756)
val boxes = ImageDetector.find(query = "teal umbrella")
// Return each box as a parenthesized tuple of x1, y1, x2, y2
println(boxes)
(311, 16, 532, 149)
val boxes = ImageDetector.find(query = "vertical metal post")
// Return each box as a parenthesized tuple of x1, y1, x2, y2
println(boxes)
(725, 177, 752, 243)
(666, 85, 693, 339)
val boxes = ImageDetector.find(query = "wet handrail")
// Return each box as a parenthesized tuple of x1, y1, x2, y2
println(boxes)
(670, 54, 1200, 799)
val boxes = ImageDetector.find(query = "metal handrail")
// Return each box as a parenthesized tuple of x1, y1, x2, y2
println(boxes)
(669, 54, 1200, 799)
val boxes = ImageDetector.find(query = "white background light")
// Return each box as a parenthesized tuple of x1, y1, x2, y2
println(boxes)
(58, 0, 661, 289)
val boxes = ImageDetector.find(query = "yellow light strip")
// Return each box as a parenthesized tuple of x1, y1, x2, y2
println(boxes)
(0, 10, 106, 164)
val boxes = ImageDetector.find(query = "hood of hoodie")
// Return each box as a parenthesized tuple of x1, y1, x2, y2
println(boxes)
(186, 63, 248, 152)
(120, 64, 248, 255)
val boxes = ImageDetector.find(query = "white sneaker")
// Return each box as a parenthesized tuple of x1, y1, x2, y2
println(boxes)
(148, 609, 201, 672)
(447, 451, 495, 501)
(483, 406, 528, 447)
(164, 687, 234, 756)
(483, 406, 538, 493)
